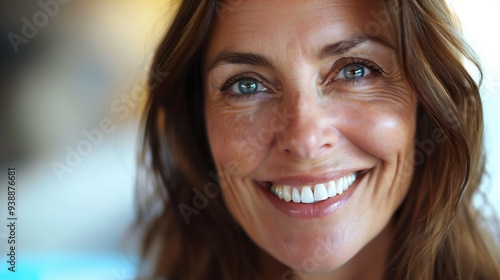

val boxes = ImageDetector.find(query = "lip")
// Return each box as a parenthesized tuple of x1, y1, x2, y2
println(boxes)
(258, 169, 363, 187)
(256, 169, 370, 219)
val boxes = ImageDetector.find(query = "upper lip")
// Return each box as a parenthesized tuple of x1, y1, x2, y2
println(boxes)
(257, 168, 369, 187)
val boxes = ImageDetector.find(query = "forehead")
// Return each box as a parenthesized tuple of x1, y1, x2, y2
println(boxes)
(205, 0, 395, 64)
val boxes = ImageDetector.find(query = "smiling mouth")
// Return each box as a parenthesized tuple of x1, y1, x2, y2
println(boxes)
(269, 172, 359, 204)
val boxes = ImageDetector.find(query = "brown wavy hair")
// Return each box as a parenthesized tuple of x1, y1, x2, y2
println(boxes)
(135, 0, 500, 279)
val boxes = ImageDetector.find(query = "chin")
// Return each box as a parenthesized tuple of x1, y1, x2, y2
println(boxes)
(266, 226, 365, 273)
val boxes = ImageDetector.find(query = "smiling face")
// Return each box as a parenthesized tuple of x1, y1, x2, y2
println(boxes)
(203, 0, 416, 277)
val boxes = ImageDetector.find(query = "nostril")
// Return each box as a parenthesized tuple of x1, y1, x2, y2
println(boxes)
(320, 143, 333, 150)
(280, 138, 324, 159)
(276, 113, 338, 159)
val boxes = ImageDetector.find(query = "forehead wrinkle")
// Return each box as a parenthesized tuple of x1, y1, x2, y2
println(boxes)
(206, 0, 397, 72)
(220, 0, 368, 17)
(214, 0, 367, 45)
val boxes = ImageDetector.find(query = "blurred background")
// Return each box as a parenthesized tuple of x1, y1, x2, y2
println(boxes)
(0, 0, 498, 279)
(0, 1, 174, 279)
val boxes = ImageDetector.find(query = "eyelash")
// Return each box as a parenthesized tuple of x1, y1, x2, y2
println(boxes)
(327, 58, 383, 85)
(218, 73, 269, 101)
(217, 58, 384, 101)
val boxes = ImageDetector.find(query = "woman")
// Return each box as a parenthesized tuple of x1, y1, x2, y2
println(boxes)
(135, 0, 500, 279)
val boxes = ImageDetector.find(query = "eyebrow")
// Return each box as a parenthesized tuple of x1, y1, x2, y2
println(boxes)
(318, 36, 396, 60)
(206, 35, 396, 72)
(207, 52, 273, 72)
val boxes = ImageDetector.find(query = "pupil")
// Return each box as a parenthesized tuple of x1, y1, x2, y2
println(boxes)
(345, 65, 364, 79)
(239, 79, 257, 94)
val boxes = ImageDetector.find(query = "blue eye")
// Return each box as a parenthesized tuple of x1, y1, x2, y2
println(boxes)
(229, 78, 267, 95)
(239, 79, 257, 94)
(335, 64, 372, 80)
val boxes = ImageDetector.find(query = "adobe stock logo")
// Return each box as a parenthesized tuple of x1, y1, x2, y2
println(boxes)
(6, 0, 72, 54)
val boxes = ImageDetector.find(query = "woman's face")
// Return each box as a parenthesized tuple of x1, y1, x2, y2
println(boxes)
(204, 0, 416, 275)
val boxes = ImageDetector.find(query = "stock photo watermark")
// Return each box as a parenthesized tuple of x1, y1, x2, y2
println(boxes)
(51, 55, 169, 182)
(3, 168, 18, 273)
(6, 0, 73, 54)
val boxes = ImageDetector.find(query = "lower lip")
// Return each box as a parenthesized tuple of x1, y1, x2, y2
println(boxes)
(257, 171, 368, 219)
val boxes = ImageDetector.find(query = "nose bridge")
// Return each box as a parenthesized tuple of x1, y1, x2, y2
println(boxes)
(276, 78, 336, 159)
(285, 87, 319, 124)
(281, 65, 319, 115)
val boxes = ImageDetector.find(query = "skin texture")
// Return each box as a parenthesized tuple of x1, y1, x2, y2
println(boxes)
(203, 0, 417, 279)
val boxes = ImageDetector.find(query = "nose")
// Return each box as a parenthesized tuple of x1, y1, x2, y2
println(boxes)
(276, 95, 337, 159)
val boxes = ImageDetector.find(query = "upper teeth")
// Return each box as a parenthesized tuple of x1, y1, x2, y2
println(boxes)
(270, 173, 357, 204)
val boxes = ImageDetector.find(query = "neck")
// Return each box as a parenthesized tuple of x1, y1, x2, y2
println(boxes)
(260, 223, 394, 280)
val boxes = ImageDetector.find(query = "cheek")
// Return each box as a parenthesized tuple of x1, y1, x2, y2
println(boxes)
(339, 92, 416, 161)
(206, 105, 275, 177)
(340, 91, 417, 208)
(360, 111, 414, 159)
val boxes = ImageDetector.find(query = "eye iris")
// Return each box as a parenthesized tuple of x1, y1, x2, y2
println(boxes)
(238, 79, 258, 94)
(344, 65, 365, 79)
